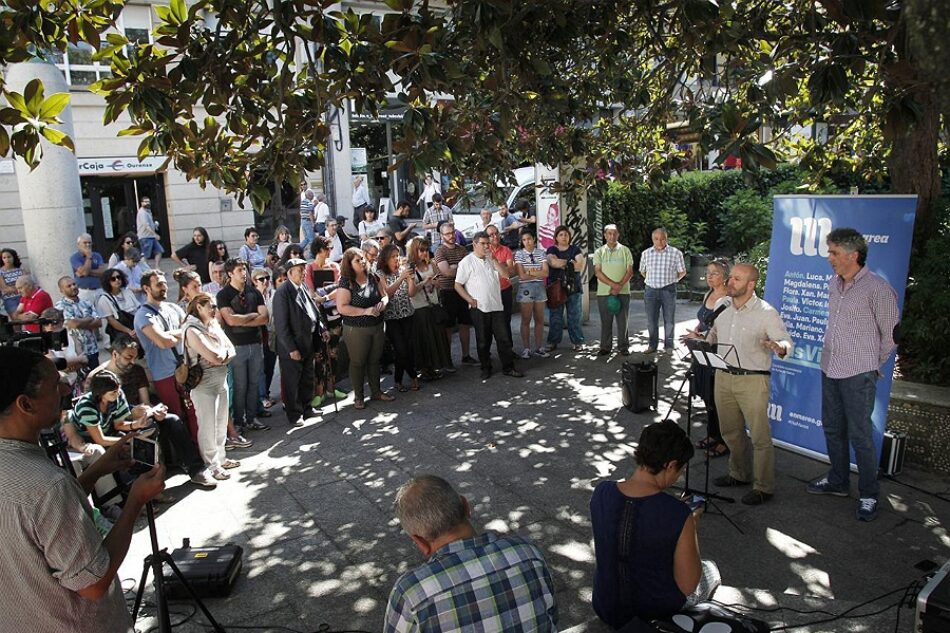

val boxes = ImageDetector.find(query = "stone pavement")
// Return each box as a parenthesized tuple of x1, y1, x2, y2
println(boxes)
(124, 298, 950, 633)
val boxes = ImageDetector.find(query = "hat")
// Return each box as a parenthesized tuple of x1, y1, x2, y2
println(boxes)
(285, 258, 307, 269)
(606, 294, 622, 315)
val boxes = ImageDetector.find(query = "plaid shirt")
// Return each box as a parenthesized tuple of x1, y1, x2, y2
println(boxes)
(56, 296, 100, 358)
(423, 205, 453, 248)
(384, 532, 558, 633)
(639, 245, 685, 289)
(821, 266, 899, 379)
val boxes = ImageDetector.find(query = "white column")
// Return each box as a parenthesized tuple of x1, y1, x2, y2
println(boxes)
(6, 61, 85, 295)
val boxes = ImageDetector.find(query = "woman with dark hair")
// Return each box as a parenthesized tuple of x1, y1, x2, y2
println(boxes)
(173, 269, 202, 308)
(68, 371, 151, 448)
(207, 240, 230, 278)
(238, 227, 266, 269)
(406, 236, 452, 380)
(303, 236, 346, 407)
(514, 228, 550, 358)
(336, 247, 393, 410)
(107, 232, 139, 268)
(184, 292, 237, 483)
(95, 267, 138, 344)
(545, 225, 586, 352)
(377, 243, 418, 392)
(590, 420, 720, 628)
(278, 243, 305, 268)
(357, 206, 384, 242)
(0, 247, 27, 316)
(682, 258, 731, 458)
(172, 226, 212, 283)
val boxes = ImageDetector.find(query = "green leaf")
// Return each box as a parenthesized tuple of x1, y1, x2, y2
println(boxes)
(40, 126, 75, 152)
(37, 93, 70, 120)
(0, 125, 9, 157)
(23, 79, 44, 116)
(169, 0, 187, 25)
(0, 107, 25, 126)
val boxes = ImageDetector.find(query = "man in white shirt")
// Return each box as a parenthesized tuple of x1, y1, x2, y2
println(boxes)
(325, 218, 344, 263)
(314, 193, 331, 236)
(454, 231, 524, 380)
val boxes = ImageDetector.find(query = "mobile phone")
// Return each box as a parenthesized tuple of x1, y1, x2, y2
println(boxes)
(687, 494, 706, 512)
(131, 436, 158, 467)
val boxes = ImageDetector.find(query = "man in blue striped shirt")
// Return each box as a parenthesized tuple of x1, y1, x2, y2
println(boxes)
(385, 475, 558, 633)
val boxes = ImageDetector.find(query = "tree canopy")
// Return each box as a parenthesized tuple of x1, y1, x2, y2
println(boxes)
(1, 0, 946, 234)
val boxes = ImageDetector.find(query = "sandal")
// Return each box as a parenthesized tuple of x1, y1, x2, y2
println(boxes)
(221, 459, 241, 469)
(371, 392, 396, 402)
(353, 399, 365, 410)
(695, 436, 715, 450)
(707, 442, 730, 458)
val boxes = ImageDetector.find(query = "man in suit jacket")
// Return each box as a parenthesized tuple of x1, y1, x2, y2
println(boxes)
(272, 258, 326, 427)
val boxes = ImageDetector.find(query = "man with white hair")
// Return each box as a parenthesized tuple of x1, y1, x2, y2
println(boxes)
(325, 218, 344, 263)
(593, 224, 634, 356)
(640, 227, 686, 353)
(385, 474, 558, 633)
(11, 275, 53, 334)
(70, 233, 108, 303)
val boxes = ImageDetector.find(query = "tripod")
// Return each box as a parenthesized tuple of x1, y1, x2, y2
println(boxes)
(662, 350, 743, 535)
(131, 502, 226, 633)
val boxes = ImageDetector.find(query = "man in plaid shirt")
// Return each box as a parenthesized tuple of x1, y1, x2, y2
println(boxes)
(639, 228, 686, 353)
(807, 228, 899, 523)
(385, 475, 558, 632)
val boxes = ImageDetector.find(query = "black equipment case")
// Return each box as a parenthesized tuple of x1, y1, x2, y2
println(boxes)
(622, 359, 658, 413)
(163, 541, 243, 599)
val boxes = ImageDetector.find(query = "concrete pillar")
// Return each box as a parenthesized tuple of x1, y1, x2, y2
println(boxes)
(6, 61, 85, 296)
(327, 102, 352, 224)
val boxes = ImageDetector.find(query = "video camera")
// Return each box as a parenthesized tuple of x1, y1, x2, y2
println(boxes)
(0, 314, 68, 355)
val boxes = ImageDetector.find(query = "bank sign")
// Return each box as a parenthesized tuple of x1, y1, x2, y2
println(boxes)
(764, 195, 916, 464)
(78, 156, 168, 176)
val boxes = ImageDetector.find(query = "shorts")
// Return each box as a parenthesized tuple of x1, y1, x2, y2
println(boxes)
(139, 237, 165, 259)
(439, 288, 473, 327)
(517, 282, 547, 304)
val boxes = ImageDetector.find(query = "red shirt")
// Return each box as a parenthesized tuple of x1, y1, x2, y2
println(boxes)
(489, 244, 514, 290)
(19, 288, 53, 333)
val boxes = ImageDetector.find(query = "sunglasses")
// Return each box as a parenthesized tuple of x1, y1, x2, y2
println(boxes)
(110, 276, 122, 281)
(123, 240, 133, 245)
(254, 277, 270, 283)
(217, 245, 227, 250)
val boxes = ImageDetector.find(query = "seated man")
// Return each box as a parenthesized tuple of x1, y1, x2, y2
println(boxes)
(385, 475, 558, 633)
(0, 347, 164, 633)
(70, 372, 212, 488)
(590, 421, 720, 628)
(88, 334, 152, 406)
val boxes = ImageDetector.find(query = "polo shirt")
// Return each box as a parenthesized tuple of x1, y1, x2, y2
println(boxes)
(19, 288, 53, 333)
(70, 251, 105, 290)
(488, 244, 514, 290)
(592, 243, 633, 296)
(456, 253, 503, 313)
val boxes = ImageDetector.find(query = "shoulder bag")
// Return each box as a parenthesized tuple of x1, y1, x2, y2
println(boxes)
(142, 304, 193, 387)
(416, 270, 448, 325)
(103, 293, 136, 338)
(179, 323, 205, 390)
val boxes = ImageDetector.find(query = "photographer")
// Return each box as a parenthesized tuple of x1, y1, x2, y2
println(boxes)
(40, 307, 88, 393)
(0, 347, 164, 632)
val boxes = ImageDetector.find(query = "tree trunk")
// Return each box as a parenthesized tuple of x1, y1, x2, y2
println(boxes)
(887, 77, 941, 249)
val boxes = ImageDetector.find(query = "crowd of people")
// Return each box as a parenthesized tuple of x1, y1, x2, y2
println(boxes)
(0, 180, 899, 633)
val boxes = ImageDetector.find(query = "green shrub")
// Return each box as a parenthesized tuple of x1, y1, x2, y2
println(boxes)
(658, 205, 707, 259)
(718, 189, 773, 254)
(736, 239, 771, 296)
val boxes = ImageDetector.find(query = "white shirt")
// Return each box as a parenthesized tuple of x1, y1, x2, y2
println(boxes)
(455, 253, 503, 313)
(326, 231, 344, 262)
(314, 201, 330, 223)
(417, 180, 441, 206)
(353, 183, 371, 208)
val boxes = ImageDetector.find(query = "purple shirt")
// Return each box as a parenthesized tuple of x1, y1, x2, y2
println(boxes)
(821, 266, 899, 379)
(70, 251, 105, 290)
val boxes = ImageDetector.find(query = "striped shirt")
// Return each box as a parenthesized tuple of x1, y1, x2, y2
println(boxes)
(384, 532, 558, 633)
(69, 390, 132, 441)
(515, 247, 547, 288)
(639, 245, 686, 289)
(300, 197, 315, 220)
(821, 266, 899, 379)
(433, 243, 468, 290)
(423, 206, 453, 248)
(0, 439, 133, 632)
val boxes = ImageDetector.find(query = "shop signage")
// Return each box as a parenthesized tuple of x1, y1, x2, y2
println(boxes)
(77, 156, 168, 176)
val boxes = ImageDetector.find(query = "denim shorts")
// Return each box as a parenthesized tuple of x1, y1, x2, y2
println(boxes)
(517, 282, 547, 304)
(139, 237, 165, 259)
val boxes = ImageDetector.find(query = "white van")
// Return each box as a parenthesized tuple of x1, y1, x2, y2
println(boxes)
(451, 166, 537, 240)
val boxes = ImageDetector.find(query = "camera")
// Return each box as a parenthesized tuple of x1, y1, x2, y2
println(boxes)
(0, 315, 68, 354)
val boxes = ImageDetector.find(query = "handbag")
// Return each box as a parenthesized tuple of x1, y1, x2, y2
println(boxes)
(416, 270, 449, 324)
(180, 323, 204, 390)
(546, 278, 567, 309)
(103, 293, 136, 338)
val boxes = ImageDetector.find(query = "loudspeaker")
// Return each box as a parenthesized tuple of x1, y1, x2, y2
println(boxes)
(622, 360, 658, 413)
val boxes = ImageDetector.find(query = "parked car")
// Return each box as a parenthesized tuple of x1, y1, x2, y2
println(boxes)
(451, 167, 537, 239)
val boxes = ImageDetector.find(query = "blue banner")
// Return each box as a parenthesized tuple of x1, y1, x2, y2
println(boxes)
(764, 196, 916, 463)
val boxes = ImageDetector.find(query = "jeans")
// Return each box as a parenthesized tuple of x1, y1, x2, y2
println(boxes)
(470, 308, 516, 372)
(821, 371, 880, 499)
(300, 218, 315, 251)
(644, 283, 677, 349)
(547, 291, 585, 346)
(597, 294, 629, 352)
(231, 343, 263, 428)
(3, 295, 20, 316)
(501, 286, 513, 341)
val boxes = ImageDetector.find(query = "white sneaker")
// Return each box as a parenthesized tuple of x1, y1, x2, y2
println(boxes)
(534, 348, 550, 358)
(520, 348, 531, 359)
(190, 469, 217, 489)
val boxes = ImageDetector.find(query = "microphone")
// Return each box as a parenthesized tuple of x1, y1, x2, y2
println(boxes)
(703, 302, 729, 328)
